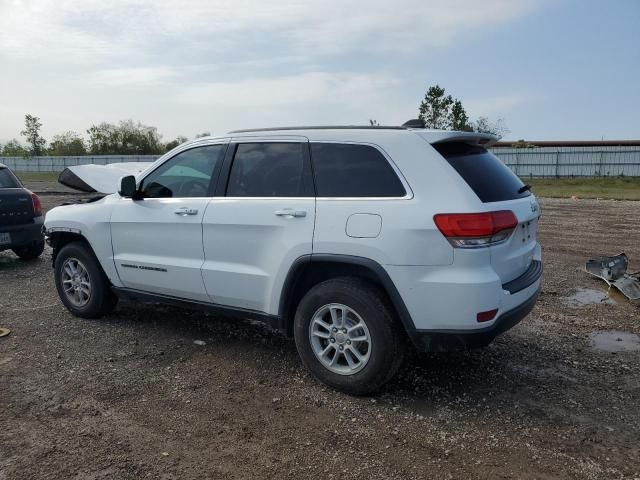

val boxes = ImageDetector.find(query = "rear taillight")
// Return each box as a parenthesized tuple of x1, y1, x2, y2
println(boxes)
(30, 191, 43, 217)
(433, 210, 517, 248)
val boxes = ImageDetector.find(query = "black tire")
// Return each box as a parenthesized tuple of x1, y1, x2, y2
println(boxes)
(294, 277, 404, 395)
(13, 240, 45, 260)
(54, 241, 118, 318)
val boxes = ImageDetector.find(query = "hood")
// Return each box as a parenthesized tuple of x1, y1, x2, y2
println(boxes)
(58, 162, 152, 193)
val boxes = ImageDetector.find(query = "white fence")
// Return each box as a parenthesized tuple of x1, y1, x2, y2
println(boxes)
(0, 155, 160, 172)
(2, 145, 640, 177)
(492, 146, 640, 178)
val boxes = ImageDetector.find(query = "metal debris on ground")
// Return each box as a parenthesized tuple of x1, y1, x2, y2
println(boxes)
(0, 328, 11, 338)
(586, 253, 640, 301)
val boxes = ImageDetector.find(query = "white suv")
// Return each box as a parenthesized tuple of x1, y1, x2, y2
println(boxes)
(45, 125, 542, 394)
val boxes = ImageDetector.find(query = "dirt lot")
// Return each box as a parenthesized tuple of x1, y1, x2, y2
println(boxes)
(1, 191, 639, 479)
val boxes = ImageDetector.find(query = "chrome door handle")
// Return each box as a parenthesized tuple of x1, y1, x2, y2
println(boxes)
(174, 207, 198, 216)
(275, 209, 307, 218)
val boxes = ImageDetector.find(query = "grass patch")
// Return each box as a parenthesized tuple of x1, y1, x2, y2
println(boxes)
(15, 172, 60, 183)
(527, 177, 640, 200)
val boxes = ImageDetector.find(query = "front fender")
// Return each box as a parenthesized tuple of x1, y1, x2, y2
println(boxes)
(45, 196, 123, 287)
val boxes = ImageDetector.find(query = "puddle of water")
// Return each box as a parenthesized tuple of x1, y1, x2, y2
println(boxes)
(565, 287, 617, 307)
(589, 331, 640, 352)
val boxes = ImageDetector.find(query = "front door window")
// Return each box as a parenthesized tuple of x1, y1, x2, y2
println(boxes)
(142, 145, 226, 198)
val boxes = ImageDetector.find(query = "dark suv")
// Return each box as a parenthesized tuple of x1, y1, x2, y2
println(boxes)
(0, 163, 45, 260)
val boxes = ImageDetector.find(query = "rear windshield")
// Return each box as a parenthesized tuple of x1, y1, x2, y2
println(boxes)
(0, 168, 20, 188)
(433, 142, 530, 203)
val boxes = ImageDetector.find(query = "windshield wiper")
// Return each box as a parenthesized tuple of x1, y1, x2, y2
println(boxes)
(518, 184, 532, 194)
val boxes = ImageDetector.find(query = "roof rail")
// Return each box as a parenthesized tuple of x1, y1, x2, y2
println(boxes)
(228, 125, 407, 134)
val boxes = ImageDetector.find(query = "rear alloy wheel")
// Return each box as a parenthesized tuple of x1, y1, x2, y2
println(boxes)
(309, 303, 372, 375)
(54, 241, 117, 318)
(294, 277, 404, 395)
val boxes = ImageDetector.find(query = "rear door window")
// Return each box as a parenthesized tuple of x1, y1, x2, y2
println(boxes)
(310, 143, 406, 197)
(226, 143, 308, 197)
(433, 142, 530, 203)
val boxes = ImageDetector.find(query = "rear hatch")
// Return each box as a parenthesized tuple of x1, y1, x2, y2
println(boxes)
(432, 141, 539, 284)
(0, 167, 36, 226)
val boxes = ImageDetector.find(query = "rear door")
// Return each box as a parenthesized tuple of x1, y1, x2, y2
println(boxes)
(433, 141, 540, 283)
(201, 137, 315, 313)
(110, 142, 227, 301)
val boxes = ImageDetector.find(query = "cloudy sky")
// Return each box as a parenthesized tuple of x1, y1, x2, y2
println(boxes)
(0, 0, 638, 143)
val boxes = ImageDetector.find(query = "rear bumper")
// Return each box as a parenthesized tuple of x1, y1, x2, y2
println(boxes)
(0, 217, 44, 251)
(413, 286, 540, 351)
(384, 245, 542, 350)
(385, 243, 542, 331)
(503, 260, 542, 294)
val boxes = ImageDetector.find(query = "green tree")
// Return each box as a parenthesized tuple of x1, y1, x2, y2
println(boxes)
(472, 116, 509, 138)
(417, 84, 509, 138)
(87, 120, 164, 155)
(194, 132, 211, 138)
(451, 100, 473, 132)
(418, 85, 454, 129)
(164, 135, 188, 152)
(48, 131, 87, 156)
(20, 114, 47, 156)
(2, 139, 29, 156)
(511, 139, 536, 148)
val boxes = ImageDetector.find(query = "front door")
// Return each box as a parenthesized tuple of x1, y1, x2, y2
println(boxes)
(201, 138, 315, 314)
(111, 142, 227, 301)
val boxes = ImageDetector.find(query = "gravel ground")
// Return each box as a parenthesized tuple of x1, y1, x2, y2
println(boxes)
(1, 191, 639, 479)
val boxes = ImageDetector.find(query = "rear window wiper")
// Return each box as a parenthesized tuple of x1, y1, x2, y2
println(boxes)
(518, 184, 532, 194)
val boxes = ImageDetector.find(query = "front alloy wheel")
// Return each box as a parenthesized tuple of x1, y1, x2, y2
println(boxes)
(54, 241, 117, 318)
(60, 257, 92, 307)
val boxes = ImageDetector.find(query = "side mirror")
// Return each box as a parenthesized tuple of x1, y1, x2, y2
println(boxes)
(119, 175, 138, 198)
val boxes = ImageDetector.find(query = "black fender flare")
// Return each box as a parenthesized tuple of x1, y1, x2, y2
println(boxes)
(278, 254, 419, 347)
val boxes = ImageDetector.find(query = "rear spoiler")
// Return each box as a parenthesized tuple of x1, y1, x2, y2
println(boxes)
(412, 130, 499, 148)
